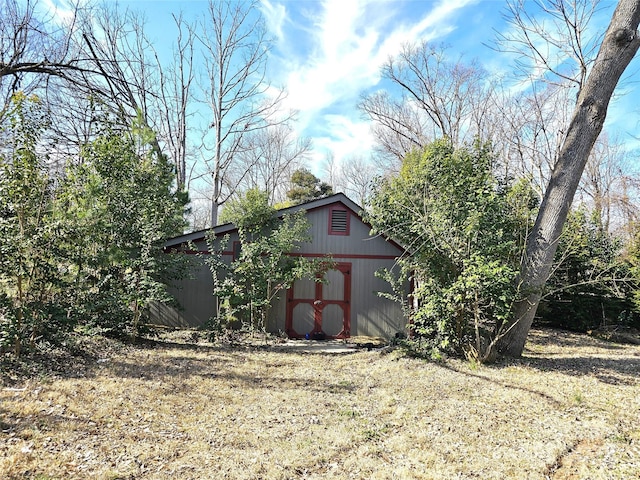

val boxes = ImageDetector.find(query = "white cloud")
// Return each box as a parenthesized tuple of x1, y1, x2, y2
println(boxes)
(314, 115, 375, 158)
(278, 0, 383, 114)
(269, 0, 479, 164)
(298, 114, 376, 176)
(39, 0, 85, 24)
(377, 0, 476, 60)
(260, 0, 287, 42)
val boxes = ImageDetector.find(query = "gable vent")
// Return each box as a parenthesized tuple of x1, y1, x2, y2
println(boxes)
(330, 209, 348, 234)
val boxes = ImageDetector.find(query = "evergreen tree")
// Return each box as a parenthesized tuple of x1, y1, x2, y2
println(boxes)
(286, 168, 333, 204)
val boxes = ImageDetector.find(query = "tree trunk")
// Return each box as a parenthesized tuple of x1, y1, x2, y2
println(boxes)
(211, 170, 221, 228)
(498, 0, 640, 357)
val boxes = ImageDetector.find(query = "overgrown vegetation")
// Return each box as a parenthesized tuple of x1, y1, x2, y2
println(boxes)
(206, 188, 330, 335)
(366, 140, 536, 361)
(540, 209, 639, 332)
(0, 94, 188, 355)
(0, 0, 638, 367)
(367, 139, 640, 362)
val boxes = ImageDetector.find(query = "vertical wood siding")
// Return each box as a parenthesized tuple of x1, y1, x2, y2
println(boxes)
(150, 257, 216, 328)
(152, 200, 408, 338)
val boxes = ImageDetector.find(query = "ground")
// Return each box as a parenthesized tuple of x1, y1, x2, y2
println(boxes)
(1, 328, 639, 479)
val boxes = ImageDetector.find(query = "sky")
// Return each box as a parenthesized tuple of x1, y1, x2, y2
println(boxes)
(253, 0, 637, 170)
(261, 0, 511, 165)
(43, 0, 639, 174)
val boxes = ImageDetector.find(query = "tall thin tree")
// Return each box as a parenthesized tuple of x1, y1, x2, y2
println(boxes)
(498, 0, 640, 357)
(197, 0, 288, 227)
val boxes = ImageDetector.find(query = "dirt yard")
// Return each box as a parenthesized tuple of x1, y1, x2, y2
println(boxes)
(1, 329, 639, 479)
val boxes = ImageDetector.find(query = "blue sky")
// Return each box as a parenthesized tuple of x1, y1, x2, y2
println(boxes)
(43, 0, 638, 172)
(259, 0, 638, 170)
(261, 0, 505, 166)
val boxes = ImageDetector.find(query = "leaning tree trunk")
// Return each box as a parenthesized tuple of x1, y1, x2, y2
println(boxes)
(498, 0, 640, 357)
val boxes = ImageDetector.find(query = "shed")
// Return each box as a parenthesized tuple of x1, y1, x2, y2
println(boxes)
(150, 193, 408, 339)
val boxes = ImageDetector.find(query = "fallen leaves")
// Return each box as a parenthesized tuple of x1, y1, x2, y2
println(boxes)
(0, 329, 638, 479)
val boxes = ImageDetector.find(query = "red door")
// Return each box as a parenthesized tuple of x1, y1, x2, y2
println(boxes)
(286, 263, 351, 339)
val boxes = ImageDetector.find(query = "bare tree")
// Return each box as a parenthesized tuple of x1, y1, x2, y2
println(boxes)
(77, 6, 160, 137)
(154, 13, 196, 193)
(0, 0, 91, 118)
(9, 2, 168, 164)
(617, 173, 640, 237)
(323, 153, 381, 207)
(491, 83, 573, 198)
(323, 152, 342, 193)
(324, 153, 383, 208)
(0, 1, 137, 167)
(497, 0, 640, 357)
(495, 0, 602, 89)
(359, 42, 492, 167)
(232, 124, 312, 205)
(360, 90, 427, 167)
(340, 156, 379, 207)
(196, 0, 288, 227)
(36, 4, 197, 194)
(577, 133, 639, 235)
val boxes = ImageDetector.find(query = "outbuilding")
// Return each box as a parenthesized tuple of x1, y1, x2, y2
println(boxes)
(151, 193, 407, 339)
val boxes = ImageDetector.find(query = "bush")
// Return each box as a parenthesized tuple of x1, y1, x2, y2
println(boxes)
(538, 209, 639, 332)
(367, 140, 535, 361)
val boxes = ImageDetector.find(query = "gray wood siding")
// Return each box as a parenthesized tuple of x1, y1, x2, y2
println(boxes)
(152, 199, 408, 338)
(150, 232, 239, 328)
(349, 258, 405, 338)
(297, 207, 401, 258)
(150, 257, 215, 328)
(268, 205, 407, 338)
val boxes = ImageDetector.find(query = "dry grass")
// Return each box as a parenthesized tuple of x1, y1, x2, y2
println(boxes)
(1, 329, 639, 479)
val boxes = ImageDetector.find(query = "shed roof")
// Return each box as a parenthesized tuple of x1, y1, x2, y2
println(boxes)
(165, 193, 404, 252)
